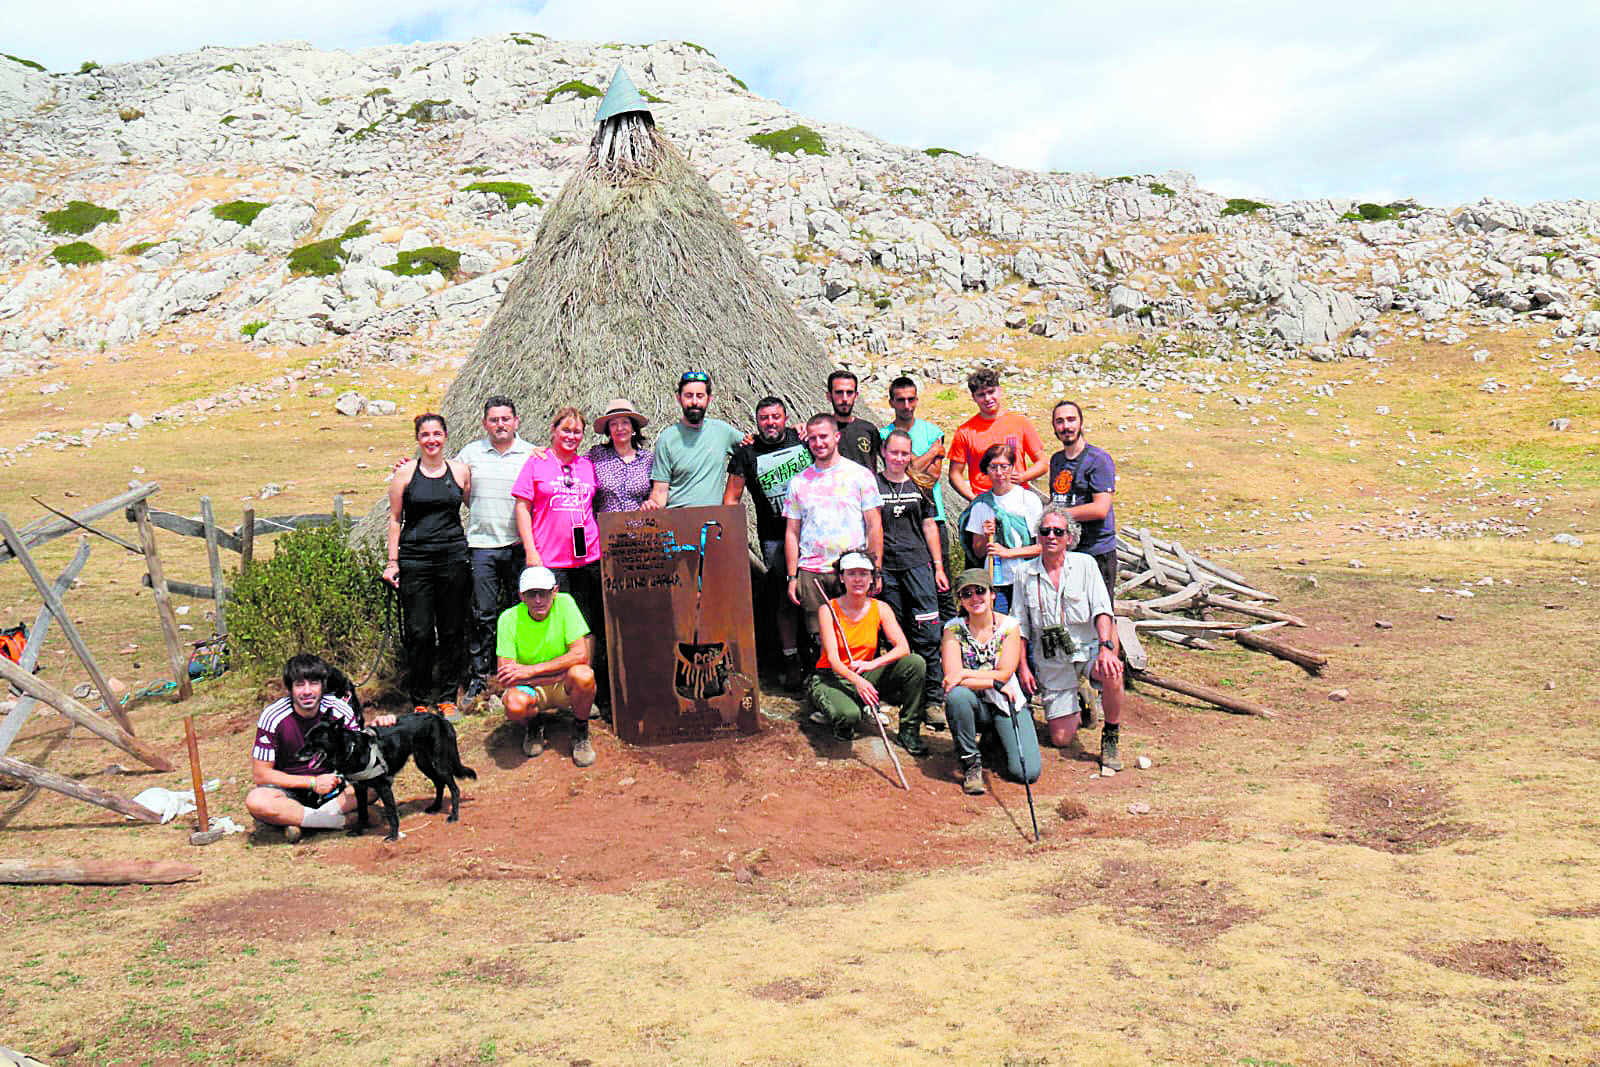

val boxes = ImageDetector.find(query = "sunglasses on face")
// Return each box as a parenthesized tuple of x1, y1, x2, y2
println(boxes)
(1038, 526, 1069, 537)
(958, 587, 989, 599)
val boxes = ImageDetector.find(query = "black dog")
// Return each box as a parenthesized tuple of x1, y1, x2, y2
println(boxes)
(322, 664, 365, 725)
(303, 714, 476, 841)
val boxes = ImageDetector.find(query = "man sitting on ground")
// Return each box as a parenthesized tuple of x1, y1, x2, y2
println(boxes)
(1012, 509, 1126, 770)
(497, 566, 598, 767)
(244, 653, 396, 842)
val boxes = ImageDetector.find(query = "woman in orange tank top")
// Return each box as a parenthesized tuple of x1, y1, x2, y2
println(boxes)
(805, 550, 928, 753)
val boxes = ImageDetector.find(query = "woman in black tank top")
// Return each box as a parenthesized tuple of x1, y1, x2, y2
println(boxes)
(384, 413, 472, 717)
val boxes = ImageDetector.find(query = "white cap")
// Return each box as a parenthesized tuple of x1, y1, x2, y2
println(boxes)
(836, 550, 874, 572)
(518, 566, 558, 593)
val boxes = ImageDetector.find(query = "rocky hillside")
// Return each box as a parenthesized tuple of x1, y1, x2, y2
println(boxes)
(1, 34, 1597, 459)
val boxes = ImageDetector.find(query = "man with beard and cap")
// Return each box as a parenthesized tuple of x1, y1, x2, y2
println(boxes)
(456, 395, 537, 709)
(827, 369, 880, 473)
(1046, 400, 1119, 610)
(647, 370, 744, 509)
(783, 414, 883, 666)
(725, 396, 811, 688)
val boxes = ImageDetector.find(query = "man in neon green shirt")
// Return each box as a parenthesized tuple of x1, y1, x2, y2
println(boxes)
(496, 566, 597, 767)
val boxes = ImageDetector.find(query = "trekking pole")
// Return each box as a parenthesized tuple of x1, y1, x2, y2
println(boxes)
(996, 692, 1039, 841)
(824, 600, 910, 791)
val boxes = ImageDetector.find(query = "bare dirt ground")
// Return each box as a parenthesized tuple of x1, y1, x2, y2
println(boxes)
(1, 327, 1598, 1065)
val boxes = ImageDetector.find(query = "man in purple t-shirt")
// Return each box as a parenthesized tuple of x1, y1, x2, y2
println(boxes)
(1047, 400, 1119, 609)
(243, 654, 394, 842)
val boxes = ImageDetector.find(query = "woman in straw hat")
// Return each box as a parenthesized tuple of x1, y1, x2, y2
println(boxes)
(587, 398, 653, 514)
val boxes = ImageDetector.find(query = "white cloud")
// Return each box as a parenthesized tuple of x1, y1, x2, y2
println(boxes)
(4, 0, 1597, 205)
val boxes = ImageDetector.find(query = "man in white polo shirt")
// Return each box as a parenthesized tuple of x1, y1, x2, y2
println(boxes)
(456, 395, 535, 708)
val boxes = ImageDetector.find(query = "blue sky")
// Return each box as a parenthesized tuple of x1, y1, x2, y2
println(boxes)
(5, 0, 1597, 207)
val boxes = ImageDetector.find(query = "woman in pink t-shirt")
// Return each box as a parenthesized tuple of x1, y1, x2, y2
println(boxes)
(512, 407, 602, 637)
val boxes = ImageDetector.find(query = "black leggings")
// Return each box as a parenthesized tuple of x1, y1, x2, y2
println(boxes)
(398, 546, 469, 705)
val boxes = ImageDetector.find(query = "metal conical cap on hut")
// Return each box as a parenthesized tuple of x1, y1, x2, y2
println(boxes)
(594, 65, 652, 124)
(438, 92, 833, 450)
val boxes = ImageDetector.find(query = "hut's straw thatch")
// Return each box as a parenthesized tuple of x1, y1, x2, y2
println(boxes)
(439, 114, 833, 444)
(354, 107, 838, 549)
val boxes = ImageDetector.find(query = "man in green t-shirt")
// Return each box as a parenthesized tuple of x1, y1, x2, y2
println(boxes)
(646, 370, 744, 508)
(496, 566, 597, 766)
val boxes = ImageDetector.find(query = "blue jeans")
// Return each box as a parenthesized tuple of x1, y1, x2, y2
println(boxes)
(945, 686, 1041, 783)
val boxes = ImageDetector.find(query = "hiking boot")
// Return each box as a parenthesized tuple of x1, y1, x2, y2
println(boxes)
(961, 759, 986, 795)
(1100, 723, 1123, 772)
(462, 677, 488, 712)
(895, 728, 928, 758)
(283, 825, 303, 844)
(438, 701, 460, 723)
(522, 719, 545, 758)
(780, 655, 807, 690)
(571, 719, 596, 768)
(831, 722, 855, 743)
(924, 700, 947, 731)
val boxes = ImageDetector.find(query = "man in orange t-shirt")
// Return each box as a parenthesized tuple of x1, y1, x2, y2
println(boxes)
(946, 368, 1048, 501)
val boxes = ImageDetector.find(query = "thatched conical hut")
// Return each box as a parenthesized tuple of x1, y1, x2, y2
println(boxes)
(439, 67, 833, 443)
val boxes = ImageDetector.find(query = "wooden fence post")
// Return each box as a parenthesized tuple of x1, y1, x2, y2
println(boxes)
(240, 507, 255, 572)
(200, 496, 226, 636)
(130, 499, 193, 700)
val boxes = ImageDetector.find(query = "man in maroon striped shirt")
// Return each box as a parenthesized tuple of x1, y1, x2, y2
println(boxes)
(243, 654, 392, 842)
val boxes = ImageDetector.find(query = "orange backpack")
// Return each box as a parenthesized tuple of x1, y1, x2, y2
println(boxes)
(0, 623, 25, 665)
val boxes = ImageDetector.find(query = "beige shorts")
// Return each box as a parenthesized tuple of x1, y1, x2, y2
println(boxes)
(515, 681, 574, 710)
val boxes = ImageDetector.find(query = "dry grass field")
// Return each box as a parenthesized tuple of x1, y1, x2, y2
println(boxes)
(1, 321, 1597, 1065)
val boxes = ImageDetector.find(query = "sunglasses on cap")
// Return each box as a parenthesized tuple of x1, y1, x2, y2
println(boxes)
(679, 371, 710, 384)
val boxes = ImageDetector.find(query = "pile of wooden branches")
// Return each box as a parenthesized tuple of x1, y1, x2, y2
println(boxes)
(1111, 525, 1327, 719)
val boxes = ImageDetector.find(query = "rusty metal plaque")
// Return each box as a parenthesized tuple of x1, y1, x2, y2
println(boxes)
(598, 505, 760, 744)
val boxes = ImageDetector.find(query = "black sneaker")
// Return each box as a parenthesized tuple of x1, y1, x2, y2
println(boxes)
(831, 722, 855, 743)
(895, 729, 929, 758)
(780, 656, 807, 690)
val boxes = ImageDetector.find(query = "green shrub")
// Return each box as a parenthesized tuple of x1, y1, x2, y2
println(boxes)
(1221, 197, 1268, 217)
(642, 89, 665, 103)
(403, 98, 450, 122)
(682, 41, 711, 55)
(543, 80, 601, 104)
(220, 115, 238, 125)
(214, 63, 241, 73)
(366, 87, 391, 97)
(42, 200, 119, 236)
(227, 524, 389, 679)
(510, 32, 546, 45)
(1150, 182, 1176, 196)
(241, 321, 267, 338)
(874, 297, 892, 310)
(1340, 200, 1419, 223)
(211, 200, 268, 227)
(3, 53, 46, 72)
(78, 61, 100, 75)
(123, 241, 159, 256)
(728, 74, 748, 90)
(51, 242, 106, 266)
(286, 221, 370, 277)
(923, 147, 963, 158)
(748, 125, 827, 156)
(385, 246, 461, 279)
(462, 181, 541, 209)
(888, 187, 924, 197)
(459, 164, 490, 175)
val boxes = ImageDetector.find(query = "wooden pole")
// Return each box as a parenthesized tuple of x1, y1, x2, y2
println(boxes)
(1233, 629, 1328, 675)
(0, 857, 200, 884)
(0, 755, 163, 823)
(1130, 668, 1275, 718)
(130, 499, 193, 700)
(333, 493, 346, 527)
(200, 496, 226, 635)
(0, 538, 91, 759)
(0, 656, 176, 771)
(183, 717, 210, 833)
(0, 516, 131, 732)
(240, 507, 255, 572)
(1202, 593, 1307, 628)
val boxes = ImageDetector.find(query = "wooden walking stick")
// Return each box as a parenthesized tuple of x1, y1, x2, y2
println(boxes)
(183, 717, 222, 845)
(823, 600, 910, 791)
